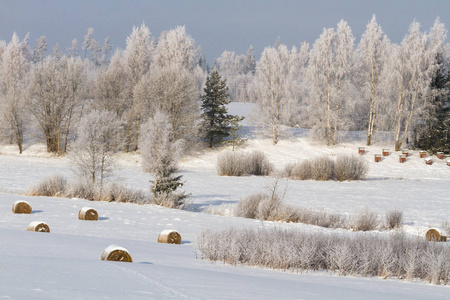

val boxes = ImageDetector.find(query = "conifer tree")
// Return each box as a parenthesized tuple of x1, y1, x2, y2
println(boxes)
(201, 70, 235, 147)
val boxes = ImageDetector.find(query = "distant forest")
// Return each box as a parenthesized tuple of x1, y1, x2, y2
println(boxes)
(0, 15, 448, 156)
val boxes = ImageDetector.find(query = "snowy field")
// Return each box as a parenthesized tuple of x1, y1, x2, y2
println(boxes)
(1, 103, 450, 299)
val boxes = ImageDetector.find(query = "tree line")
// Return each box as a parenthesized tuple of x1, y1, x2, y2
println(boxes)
(0, 16, 449, 159)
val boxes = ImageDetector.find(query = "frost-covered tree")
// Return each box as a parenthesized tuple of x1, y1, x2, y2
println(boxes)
(92, 49, 128, 117)
(356, 15, 390, 146)
(135, 64, 200, 140)
(67, 38, 79, 58)
(122, 23, 153, 152)
(306, 21, 356, 146)
(154, 26, 196, 70)
(253, 44, 293, 145)
(82, 27, 95, 60)
(0, 33, 30, 153)
(244, 45, 256, 75)
(70, 110, 122, 186)
(32, 35, 47, 63)
(384, 20, 444, 151)
(139, 111, 187, 207)
(101, 37, 113, 65)
(28, 54, 88, 153)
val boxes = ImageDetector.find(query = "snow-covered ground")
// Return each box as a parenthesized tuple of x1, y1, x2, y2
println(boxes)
(1, 103, 449, 299)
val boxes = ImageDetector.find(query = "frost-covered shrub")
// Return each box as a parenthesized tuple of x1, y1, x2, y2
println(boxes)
(285, 160, 312, 180)
(311, 156, 335, 181)
(217, 150, 273, 176)
(353, 207, 379, 231)
(236, 193, 266, 219)
(152, 191, 189, 209)
(98, 182, 148, 204)
(385, 209, 403, 229)
(196, 228, 450, 284)
(335, 154, 369, 181)
(235, 191, 348, 229)
(27, 177, 148, 204)
(245, 150, 273, 176)
(216, 151, 247, 176)
(26, 175, 68, 197)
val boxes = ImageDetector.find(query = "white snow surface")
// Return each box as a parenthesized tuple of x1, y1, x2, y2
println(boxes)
(0, 103, 449, 299)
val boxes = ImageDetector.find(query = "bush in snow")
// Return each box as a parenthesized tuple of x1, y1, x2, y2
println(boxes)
(26, 175, 68, 197)
(284, 160, 313, 180)
(26, 176, 148, 204)
(285, 155, 368, 182)
(236, 185, 348, 229)
(311, 156, 335, 181)
(216, 151, 248, 176)
(334, 154, 368, 181)
(352, 207, 379, 231)
(196, 227, 450, 284)
(244, 150, 274, 176)
(385, 209, 403, 229)
(217, 150, 273, 176)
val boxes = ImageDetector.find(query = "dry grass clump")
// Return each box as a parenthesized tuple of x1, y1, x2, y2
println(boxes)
(385, 209, 403, 229)
(25, 175, 68, 197)
(27, 221, 50, 233)
(284, 154, 368, 181)
(12, 200, 32, 214)
(78, 207, 98, 221)
(352, 207, 379, 231)
(217, 150, 273, 176)
(100, 245, 132, 263)
(197, 228, 450, 284)
(157, 230, 182, 244)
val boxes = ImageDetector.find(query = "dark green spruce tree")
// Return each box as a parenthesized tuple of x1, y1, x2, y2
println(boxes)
(415, 53, 450, 153)
(201, 70, 244, 147)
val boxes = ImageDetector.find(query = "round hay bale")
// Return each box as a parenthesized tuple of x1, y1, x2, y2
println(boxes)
(426, 228, 447, 242)
(157, 230, 182, 244)
(27, 221, 50, 233)
(12, 200, 32, 214)
(101, 245, 132, 263)
(78, 207, 98, 221)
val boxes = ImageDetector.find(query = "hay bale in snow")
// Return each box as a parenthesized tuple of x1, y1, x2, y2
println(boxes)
(101, 245, 132, 263)
(27, 221, 50, 233)
(78, 207, 98, 221)
(12, 200, 32, 214)
(426, 228, 447, 242)
(157, 230, 182, 244)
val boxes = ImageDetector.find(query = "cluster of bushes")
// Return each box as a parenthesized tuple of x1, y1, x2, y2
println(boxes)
(284, 155, 368, 181)
(216, 150, 273, 176)
(234, 190, 403, 231)
(236, 192, 348, 229)
(26, 175, 148, 204)
(197, 227, 450, 284)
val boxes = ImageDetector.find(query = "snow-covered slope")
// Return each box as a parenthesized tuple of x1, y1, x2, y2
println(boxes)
(1, 103, 449, 299)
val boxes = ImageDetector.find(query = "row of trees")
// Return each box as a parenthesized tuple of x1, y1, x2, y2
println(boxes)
(1, 16, 449, 160)
(215, 16, 449, 151)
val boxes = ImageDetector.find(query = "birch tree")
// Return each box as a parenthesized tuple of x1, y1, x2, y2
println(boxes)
(122, 23, 153, 152)
(356, 15, 390, 146)
(385, 20, 444, 151)
(253, 44, 293, 145)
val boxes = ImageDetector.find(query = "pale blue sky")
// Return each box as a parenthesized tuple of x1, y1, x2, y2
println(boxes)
(0, 0, 448, 62)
